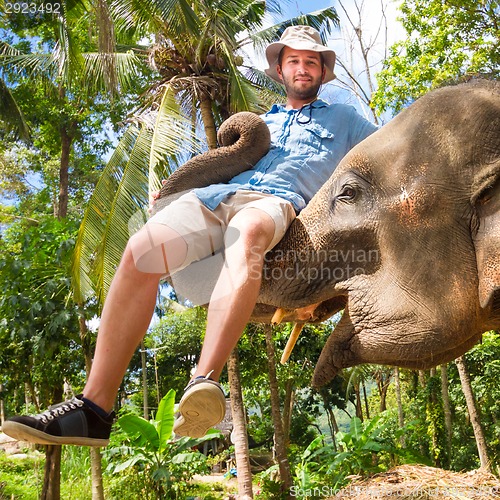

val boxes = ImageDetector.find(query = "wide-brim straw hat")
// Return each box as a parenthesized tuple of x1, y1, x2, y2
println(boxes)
(265, 25, 336, 83)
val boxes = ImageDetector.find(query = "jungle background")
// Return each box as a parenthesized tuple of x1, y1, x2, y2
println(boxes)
(0, 0, 499, 498)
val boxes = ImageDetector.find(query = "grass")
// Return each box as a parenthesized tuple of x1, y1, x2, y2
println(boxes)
(0, 446, 92, 500)
(0, 451, 44, 499)
(0, 447, 238, 499)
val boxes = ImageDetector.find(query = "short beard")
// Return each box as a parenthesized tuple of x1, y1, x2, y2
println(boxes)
(281, 74, 322, 102)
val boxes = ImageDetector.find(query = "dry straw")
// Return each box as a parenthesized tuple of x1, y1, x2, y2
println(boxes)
(330, 464, 500, 499)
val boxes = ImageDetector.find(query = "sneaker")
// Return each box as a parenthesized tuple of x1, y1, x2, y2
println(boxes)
(173, 375, 226, 438)
(2, 396, 114, 447)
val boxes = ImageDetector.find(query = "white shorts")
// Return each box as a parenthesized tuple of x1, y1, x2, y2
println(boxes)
(147, 190, 296, 272)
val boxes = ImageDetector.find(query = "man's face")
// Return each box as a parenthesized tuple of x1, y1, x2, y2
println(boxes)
(277, 47, 325, 102)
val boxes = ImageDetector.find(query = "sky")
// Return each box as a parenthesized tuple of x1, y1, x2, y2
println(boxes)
(278, 0, 405, 46)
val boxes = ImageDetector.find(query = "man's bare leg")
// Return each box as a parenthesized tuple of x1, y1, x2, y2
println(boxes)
(195, 207, 275, 380)
(172, 207, 275, 437)
(82, 223, 188, 412)
(2, 221, 189, 445)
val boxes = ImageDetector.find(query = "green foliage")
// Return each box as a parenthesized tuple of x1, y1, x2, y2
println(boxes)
(0, 452, 44, 499)
(329, 416, 399, 480)
(141, 306, 206, 405)
(240, 322, 336, 448)
(0, 216, 84, 407)
(106, 390, 220, 499)
(0, 3, 144, 218)
(448, 332, 500, 470)
(255, 465, 288, 500)
(286, 415, 429, 498)
(373, 0, 500, 114)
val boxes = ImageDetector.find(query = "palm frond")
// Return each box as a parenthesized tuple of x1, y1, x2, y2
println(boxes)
(246, 7, 340, 54)
(54, 5, 86, 86)
(95, 0, 118, 93)
(285, 7, 340, 40)
(72, 124, 151, 305)
(149, 83, 197, 193)
(153, 0, 200, 36)
(242, 66, 286, 110)
(110, 0, 161, 38)
(72, 89, 197, 305)
(225, 66, 260, 114)
(0, 79, 30, 141)
(82, 51, 148, 93)
(344, 364, 373, 400)
(113, 0, 200, 38)
(0, 45, 56, 80)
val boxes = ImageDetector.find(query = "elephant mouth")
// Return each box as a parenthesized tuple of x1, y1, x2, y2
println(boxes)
(252, 293, 348, 324)
(294, 294, 348, 323)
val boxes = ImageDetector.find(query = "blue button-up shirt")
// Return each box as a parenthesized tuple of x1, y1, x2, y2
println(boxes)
(194, 99, 377, 212)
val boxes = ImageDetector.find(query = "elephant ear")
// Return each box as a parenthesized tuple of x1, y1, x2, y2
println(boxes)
(472, 165, 500, 314)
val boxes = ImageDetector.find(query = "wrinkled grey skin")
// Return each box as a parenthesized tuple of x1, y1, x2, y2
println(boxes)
(156, 80, 500, 387)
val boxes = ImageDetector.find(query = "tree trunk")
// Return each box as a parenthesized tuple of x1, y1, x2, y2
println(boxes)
(199, 94, 218, 150)
(263, 325, 293, 497)
(57, 120, 77, 219)
(58, 126, 71, 218)
(79, 312, 105, 500)
(455, 356, 491, 472)
(227, 349, 253, 499)
(354, 384, 363, 421)
(319, 390, 338, 450)
(440, 364, 452, 466)
(427, 368, 440, 467)
(282, 378, 294, 447)
(41, 382, 64, 500)
(41, 445, 61, 500)
(325, 407, 338, 451)
(42, 88, 79, 500)
(394, 367, 405, 446)
(375, 369, 392, 413)
(141, 340, 149, 419)
(362, 381, 370, 419)
(418, 370, 426, 388)
(90, 448, 105, 500)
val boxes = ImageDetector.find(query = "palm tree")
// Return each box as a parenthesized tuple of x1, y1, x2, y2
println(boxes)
(227, 349, 254, 498)
(455, 356, 491, 472)
(264, 325, 293, 495)
(0, 79, 30, 140)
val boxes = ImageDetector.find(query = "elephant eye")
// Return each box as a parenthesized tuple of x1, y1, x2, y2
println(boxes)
(338, 185, 357, 201)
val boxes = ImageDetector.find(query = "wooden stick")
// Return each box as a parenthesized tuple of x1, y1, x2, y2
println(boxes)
(280, 323, 305, 364)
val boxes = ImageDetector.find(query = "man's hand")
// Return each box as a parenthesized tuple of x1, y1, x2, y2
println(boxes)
(148, 179, 167, 213)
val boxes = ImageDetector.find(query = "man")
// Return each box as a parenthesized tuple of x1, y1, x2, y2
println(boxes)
(3, 26, 377, 446)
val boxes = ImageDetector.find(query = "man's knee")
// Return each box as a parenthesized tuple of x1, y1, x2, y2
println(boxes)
(228, 213, 275, 254)
(118, 241, 142, 272)
(126, 224, 188, 275)
(122, 228, 167, 275)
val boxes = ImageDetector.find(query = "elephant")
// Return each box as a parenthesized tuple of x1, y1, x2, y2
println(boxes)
(154, 78, 500, 387)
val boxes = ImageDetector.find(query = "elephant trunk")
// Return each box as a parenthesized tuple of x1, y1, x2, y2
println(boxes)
(153, 112, 270, 213)
(258, 216, 333, 309)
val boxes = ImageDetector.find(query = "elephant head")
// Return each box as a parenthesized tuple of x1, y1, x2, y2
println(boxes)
(256, 78, 500, 386)
(154, 79, 499, 387)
